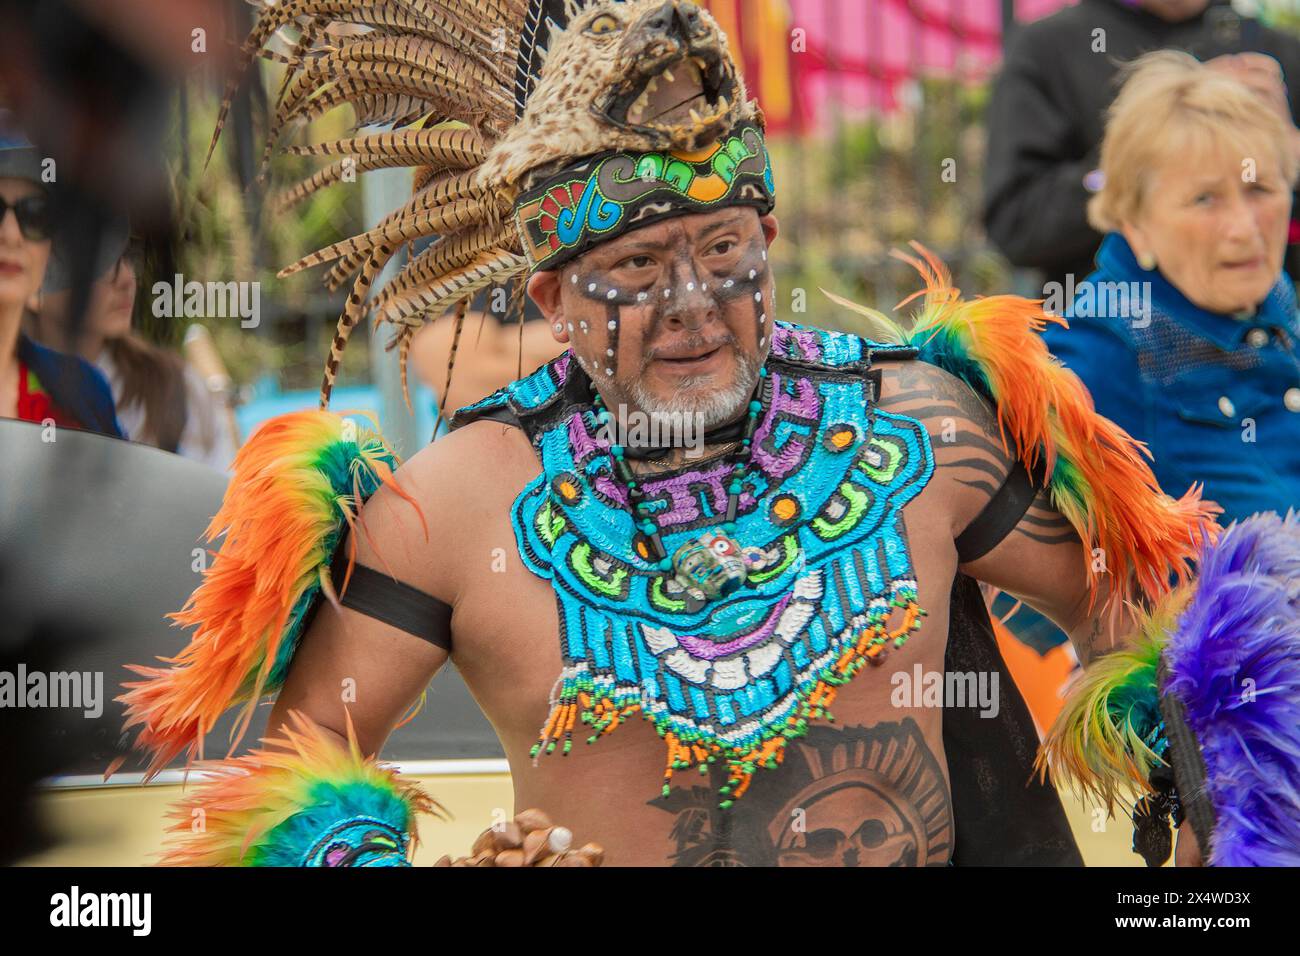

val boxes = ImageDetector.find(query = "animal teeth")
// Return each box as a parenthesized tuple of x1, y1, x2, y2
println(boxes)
(646, 76, 659, 93)
(689, 108, 702, 125)
(643, 625, 679, 656)
(665, 649, 710, 685)
(710, 657, 747, 691)
(662, 68, 675, 83)
(746, 642, 783, 678)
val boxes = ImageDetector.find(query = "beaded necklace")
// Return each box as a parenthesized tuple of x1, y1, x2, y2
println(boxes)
(469, 321, 938, 803)
(591, 366, 772, 599)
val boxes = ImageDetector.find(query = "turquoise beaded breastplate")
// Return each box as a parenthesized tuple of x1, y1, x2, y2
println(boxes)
(453, 322, 935, 803)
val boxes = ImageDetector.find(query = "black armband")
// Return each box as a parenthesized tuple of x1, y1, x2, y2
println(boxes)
(955, 459, 1046, 564)
(329, 547, 453, 651)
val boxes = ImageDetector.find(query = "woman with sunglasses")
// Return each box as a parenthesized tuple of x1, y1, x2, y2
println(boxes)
(33, 236, 238, 469)
(0, 122, 122, 436)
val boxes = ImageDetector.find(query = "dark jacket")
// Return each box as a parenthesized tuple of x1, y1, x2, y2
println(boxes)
(983, 0, 1300, 291)
(15, 333, 124, 439)
(1043, 232, 1300, 523)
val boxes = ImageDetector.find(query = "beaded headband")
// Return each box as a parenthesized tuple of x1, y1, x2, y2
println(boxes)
(513, 120, 776, 273)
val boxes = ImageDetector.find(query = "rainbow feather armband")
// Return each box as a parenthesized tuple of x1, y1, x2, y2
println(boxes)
(827, 242, 1219, 611)
(1039, 512, 1300, 866)
(116, 411, 422, 778)
(159, 711, 442, 867)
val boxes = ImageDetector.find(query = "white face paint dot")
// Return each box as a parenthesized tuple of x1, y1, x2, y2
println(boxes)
(686, 282, 695, 291)
(606, 348, 614, 357)
(748, 270, 757, 280)
(701, 283, 708, 291)
(759, 313, 766, 325)
(607, 320, 617, 330)
(761, 250, 767, 261)
(571, 274, 579, 284)
(567, 323, 574, 332)
(588, 283, 597, 293)
(754, 292, 763, 302)
(637, 291, 648, 301)
(663, 289, 672, 298)
(607, 289, 618, 300)
(759, 336, 766, 347)
(580, 321, 589, 332)
(723, 279, 734, 288)
(606, 368, 614, 376)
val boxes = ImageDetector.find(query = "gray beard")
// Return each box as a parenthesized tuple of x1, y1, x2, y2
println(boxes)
(627, 350, 763, 429)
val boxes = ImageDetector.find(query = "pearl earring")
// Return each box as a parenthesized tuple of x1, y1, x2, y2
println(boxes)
(1137, 251, 1156, 271)
(554, 322, 564, 333)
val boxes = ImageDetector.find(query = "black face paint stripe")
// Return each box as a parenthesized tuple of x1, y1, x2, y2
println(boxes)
(604, 299, 621, 377)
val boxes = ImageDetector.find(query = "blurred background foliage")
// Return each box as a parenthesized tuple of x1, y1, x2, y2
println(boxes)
(1261, 0, 1300, 33)
(767, 74, 1008, 345)
(164, 54, 376, 395)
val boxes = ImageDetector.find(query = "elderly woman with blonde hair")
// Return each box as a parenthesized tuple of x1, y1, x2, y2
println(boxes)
(1043, 50, 1300, 523)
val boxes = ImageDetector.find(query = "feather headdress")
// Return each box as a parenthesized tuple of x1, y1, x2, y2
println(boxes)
(211, 0, 758, 408)
(114, 0, 759, 779)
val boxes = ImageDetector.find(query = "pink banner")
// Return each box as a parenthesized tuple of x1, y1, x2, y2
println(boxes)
(707, 0, 1075, 131)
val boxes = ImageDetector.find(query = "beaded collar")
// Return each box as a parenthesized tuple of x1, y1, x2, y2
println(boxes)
(592, 370, 770, 597)
(454, 321, 935, 805)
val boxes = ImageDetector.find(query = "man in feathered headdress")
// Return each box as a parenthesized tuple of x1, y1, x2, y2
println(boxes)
(115, 0, 1298, 867)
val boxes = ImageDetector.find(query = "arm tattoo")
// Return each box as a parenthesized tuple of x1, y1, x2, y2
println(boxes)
(1012, 488, 1080, 547)
(881, 362, 1086, 556)
(650, 719, 953, 867)
(1085, 616, 1106, 664)
(877, 361, 1018, 529)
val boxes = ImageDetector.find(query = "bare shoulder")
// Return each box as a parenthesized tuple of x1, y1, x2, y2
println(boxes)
(397, 416, 539, 493)
(874, 357, 1017, 538)
(350, 418, 540, 600)
(875, 359, 998, 435)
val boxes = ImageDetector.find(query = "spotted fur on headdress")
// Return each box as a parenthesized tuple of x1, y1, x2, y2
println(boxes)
(210, 0, 758, 408)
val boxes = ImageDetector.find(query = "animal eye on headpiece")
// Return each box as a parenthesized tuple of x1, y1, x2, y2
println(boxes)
(586, 12, 622, 35)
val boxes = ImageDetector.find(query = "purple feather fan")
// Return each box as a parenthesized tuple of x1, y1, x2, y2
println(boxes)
(1162, 511, 1300, 866)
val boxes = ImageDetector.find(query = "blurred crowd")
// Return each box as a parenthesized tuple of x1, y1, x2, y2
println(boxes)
(0, 119, 237, 468)
(983, 0, 1300, 527)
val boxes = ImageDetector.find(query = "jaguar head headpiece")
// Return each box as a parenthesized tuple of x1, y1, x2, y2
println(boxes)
(482, 0, 759, 189)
